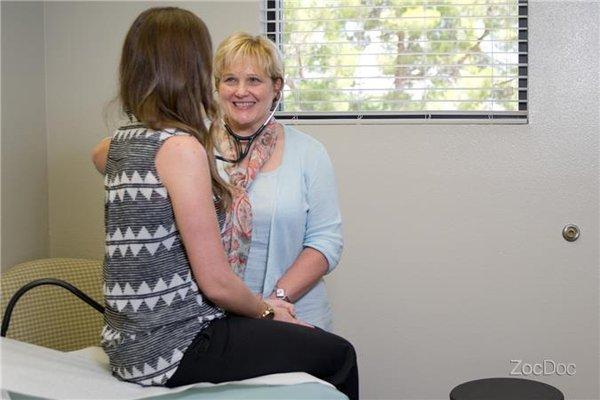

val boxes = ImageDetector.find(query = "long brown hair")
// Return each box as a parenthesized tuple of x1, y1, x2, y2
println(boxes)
(119, 7, 231, 207)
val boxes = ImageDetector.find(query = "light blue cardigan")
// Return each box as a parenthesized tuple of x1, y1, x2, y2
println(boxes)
(217, 125, 343, 330)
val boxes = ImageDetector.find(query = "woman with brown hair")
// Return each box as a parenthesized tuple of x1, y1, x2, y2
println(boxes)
(93, 7, 358, 399)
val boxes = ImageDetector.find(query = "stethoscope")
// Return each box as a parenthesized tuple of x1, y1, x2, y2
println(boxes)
(216, 93, 282, 164)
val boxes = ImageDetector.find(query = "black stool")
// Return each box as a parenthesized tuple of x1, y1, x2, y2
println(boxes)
(450, 378, 564, 400)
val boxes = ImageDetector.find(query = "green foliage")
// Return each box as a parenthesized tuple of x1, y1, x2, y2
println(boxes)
(280, 0, 520, 113)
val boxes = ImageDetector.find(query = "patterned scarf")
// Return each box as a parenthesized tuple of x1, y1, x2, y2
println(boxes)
(219, 120, 280, 278)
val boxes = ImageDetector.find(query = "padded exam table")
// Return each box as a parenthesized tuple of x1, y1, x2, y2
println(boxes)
(1, 338, 347, 400)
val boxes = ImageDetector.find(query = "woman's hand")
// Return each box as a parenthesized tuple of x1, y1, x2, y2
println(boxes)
(263, 296, 313, 327)
(265, 298, 295, 317)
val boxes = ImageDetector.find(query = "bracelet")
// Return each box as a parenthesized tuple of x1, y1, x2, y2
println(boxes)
(259, 302, 275, 319)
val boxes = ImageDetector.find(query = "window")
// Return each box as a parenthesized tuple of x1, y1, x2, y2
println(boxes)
(262, 0, 528, 123)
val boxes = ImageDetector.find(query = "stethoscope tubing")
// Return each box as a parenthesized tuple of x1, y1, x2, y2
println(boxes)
(216, 93, 282, 164)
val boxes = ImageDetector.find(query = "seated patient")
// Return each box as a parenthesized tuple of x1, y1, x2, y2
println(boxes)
(93, 6, 358, 399)
(213, 33, 343, 330)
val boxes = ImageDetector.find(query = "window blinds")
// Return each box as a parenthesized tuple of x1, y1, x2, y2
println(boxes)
(261, 0, 528, 123)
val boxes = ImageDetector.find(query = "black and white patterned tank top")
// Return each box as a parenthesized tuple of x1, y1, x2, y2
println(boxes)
(101, 122, 225, 386)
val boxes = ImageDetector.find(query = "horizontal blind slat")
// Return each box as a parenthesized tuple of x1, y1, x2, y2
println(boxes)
(275, 111, 529, 116)
(283, 99, 521, 104)
(285, 63, 527, 68)
(283, 75, 527, 80)
(267, 27, 528, 34)
(280, 39, 527, 46)
(261, 15, 525, 23)
(281, 53, 527, 59)
(280, 51, 526, 55)
(283, 87, 526, 92)
(262, 3, 527, 11)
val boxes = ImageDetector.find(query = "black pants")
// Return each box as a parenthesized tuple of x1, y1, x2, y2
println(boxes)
(166, 315, 359, 400)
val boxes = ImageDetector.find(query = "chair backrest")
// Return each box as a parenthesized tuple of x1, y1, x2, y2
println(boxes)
(0, 258, 104, 351)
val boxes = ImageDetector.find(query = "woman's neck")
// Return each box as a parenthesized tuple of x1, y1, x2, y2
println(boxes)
(224, 119, 263, 138)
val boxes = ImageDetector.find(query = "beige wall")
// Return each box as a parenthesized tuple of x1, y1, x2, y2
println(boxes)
(1, 1, 49, 270)
(3, 1, 599, 399)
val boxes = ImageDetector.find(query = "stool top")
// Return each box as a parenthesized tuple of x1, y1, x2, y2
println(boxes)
(450, 378, 564, 400)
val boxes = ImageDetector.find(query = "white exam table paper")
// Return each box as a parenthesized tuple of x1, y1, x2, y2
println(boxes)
(0, 337, 332, 400)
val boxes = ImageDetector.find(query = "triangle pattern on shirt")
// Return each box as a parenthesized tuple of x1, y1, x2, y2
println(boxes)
(105, 186, 167, 203)
(101, 326, 122, 345)
(113, 128, 148, 142)
(104, 170, 165, 203)
(104, 273, 194, 312)
(105, 224, 177, 258)
(105, 273, 190, 295)
(117, 347, 183, 386)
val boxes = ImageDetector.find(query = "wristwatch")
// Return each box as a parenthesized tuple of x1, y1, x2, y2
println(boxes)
(274, 287, 291, 303)
(260, 302, 275, 319)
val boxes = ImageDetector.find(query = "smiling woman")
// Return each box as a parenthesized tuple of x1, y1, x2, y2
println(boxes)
(218, 63, 282, 136)
(212, 33, 344, 332)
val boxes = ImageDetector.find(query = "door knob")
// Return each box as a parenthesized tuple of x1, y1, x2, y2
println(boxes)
(562, 224, 580, 242)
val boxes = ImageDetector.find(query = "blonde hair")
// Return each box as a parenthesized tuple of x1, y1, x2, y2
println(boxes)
(214, 32, 284, 89)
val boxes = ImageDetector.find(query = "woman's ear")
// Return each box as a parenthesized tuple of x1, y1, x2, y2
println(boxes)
(273, 78, 283, 96)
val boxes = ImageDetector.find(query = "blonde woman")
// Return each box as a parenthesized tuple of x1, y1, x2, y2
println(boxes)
(213, 32, 343, 331)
